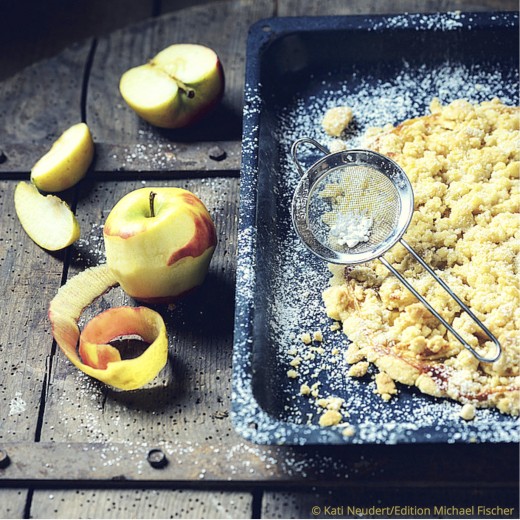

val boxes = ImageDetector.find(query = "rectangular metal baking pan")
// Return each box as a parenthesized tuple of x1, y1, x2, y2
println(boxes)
(233, 12, 519, 445)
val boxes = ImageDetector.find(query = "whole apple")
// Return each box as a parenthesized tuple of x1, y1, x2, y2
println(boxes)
(103, 187, 217, 302)
(119, 43, 225, 128)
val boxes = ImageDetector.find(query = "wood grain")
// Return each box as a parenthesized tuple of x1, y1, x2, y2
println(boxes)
(0, 141, 241, 175)
(39, 177, 240, 452)
(0, 490, 27, 519)
(0, 41, 91, 145)
(0, 181, 68, 442)
(86, 0, 274, 143)
(30, 489, 252, 519)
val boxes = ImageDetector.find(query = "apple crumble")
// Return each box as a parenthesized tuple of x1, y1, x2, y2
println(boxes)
(322, 98, 519, 415)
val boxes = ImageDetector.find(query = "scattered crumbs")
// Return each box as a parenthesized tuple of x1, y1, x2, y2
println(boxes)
(287, 369, 299, 379)
(322, 106, 353, 137)
(310, 382, 321, 398)
(312, 330, 323, 342)
(300, 384, 311, 396)
(330, 322, 341, 331)
(460, 403, 477, 421)
(289, 356, 302, 368)
(329, 139, 348, 153)
(300, 332, 312, 344)
(342, 425, 356, 437)
(317, 396, 345, 411)
(319, 409, 343, 427)
(348, 361, 369, 378)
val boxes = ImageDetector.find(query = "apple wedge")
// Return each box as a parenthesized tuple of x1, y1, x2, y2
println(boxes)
(14, 181, 80, 251)
(31, 122, 94, 192)
(119, 44, 224, 128)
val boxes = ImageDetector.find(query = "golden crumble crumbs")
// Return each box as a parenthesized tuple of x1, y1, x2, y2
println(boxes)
(348, 361, 369, 378)
(459, 403, 477, 421)
(323, 98, 520, 415)
(322, 106, 354, 137)
(300, 332, 312, 344)
(319, 409, 343, 427)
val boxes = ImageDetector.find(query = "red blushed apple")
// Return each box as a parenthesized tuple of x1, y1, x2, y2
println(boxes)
(119, 44, 225, 128)
(103, 187, 217, 302)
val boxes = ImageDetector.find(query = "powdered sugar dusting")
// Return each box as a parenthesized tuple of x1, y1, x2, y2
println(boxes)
(233, 15, 519, 445)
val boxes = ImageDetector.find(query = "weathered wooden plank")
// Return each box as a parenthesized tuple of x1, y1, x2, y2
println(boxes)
(160, 0, 224, 14)
(30, 488, 252, 519)
(0, 41, 91, 145)
(0, 181, 67, 443)
(277, 0, 519, 16)
(0, 141, 241, 174)
(1, 440, 518, 485)
(261, 487, 519, 519)
(39, 178, 240, 455)
(86, 0, 274, 143)
(0, 0, 155, 82)
(0, 489, 27, 519)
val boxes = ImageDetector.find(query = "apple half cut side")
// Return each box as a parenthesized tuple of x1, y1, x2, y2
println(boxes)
(31, 122, 95, 193)
(49, 264, 169, 391)
(14, 181, 80, 251)
(119, 44, 225, 128)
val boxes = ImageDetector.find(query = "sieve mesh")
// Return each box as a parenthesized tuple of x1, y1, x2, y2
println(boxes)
(308, 164, 401, 254)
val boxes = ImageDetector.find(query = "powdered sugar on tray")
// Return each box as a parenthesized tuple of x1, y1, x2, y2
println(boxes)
(233, 43, 519, 444)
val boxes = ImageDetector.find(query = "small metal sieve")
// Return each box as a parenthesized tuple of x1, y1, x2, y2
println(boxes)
(291, 137, 501, 363)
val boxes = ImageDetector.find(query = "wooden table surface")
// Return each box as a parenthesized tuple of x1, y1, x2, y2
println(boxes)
(0, 0, 518, 518)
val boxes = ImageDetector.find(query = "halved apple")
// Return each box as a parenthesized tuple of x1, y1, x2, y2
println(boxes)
(119, 44, 224, 128)
(14, 181, 80, 251)
(31, 122, 94, 192)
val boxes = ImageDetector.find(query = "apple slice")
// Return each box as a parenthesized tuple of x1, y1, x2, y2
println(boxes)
(119, 43, 224, 128)
(49, 264, 169, 390)
(14, 181, 80, 251)
(31, 122, 94, 192)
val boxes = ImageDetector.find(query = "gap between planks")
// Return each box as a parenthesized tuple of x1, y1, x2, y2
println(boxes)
(0, 142, 242, 175)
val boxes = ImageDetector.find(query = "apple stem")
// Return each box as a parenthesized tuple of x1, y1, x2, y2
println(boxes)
(173, 77, 195, 99)
(149, 191, 156, 218)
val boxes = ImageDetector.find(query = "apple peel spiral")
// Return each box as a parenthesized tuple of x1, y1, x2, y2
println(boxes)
(49, 264, 168, 390)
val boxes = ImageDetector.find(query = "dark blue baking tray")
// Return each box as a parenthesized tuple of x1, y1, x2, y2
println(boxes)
(232, 12, 519, 445)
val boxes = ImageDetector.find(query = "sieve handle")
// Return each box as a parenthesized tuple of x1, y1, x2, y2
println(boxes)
(291, 137, 329, 177)
(379, 239, 501, 363)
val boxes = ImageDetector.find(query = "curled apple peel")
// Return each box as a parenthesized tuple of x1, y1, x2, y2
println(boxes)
(49, 264, 168, 390)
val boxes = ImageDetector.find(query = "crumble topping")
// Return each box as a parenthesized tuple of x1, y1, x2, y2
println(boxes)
(322, 98, 520, 416)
